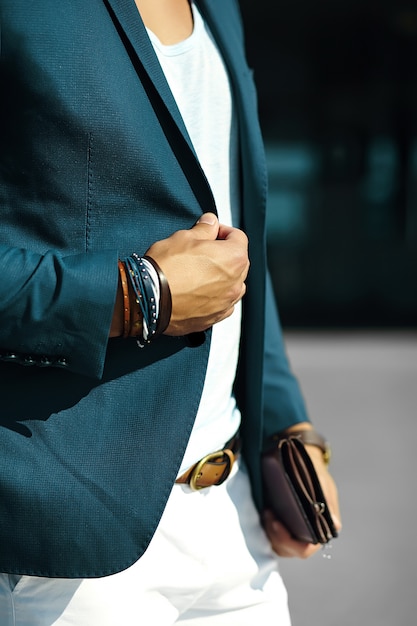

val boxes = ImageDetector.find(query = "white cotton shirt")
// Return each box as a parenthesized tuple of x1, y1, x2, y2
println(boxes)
(147, 4, 242, 474)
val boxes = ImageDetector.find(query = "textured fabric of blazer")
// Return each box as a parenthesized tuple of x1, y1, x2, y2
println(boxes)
(0, 0, 309, 578)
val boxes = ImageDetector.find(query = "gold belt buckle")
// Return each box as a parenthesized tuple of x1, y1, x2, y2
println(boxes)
(189, 448, 234, 491)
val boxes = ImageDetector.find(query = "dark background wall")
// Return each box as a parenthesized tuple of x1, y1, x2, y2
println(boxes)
(240, 0, 417, 327)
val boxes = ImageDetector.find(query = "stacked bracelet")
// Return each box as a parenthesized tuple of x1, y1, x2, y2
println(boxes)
(117, 254, 172, 347)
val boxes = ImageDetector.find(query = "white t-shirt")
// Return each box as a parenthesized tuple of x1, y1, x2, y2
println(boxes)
(147, 4, 242, 474)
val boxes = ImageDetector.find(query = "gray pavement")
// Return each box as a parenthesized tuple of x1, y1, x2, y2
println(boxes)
(279, 331, 417, 626)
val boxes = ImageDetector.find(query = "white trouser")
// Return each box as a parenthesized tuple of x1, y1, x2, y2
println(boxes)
(0, 460, 291, 625)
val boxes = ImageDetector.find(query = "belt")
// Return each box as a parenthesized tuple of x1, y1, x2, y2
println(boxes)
(175, 433, 241, 490)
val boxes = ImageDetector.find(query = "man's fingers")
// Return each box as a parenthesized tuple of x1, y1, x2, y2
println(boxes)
(190, 213, 219, 239)
(191, 215, 248, 251)
(217, 222, 248, 245)
(145, 215, 250, 336)
(190, 216, 249, 283)
(263, 510, 320, 559)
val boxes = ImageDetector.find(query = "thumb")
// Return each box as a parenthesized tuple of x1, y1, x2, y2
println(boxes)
(190, 212, 219, 239)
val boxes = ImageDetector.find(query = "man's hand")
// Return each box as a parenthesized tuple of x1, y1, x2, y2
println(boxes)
(263, 437, 342, 559)
(145, 213, 250, 336)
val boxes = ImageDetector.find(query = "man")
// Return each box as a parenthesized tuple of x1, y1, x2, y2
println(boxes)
(0, 0, 341, 623)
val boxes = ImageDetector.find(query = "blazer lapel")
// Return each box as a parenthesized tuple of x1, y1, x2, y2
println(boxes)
(102, 0, 267, 221)
(103, 0, 190, 141)
(102, 0, 217, 215)
(195, 0, 246, 86)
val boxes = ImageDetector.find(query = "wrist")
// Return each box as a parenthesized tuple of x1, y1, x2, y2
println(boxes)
(113, 256, 171, 346)
(278, 425, 331, 467)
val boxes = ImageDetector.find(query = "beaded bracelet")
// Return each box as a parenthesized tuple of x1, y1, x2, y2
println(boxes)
(124, 254, 158, 346)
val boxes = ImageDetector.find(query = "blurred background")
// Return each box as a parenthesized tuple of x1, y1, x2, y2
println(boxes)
(239, 0, 417, 624)
(241, 0, 417, 328)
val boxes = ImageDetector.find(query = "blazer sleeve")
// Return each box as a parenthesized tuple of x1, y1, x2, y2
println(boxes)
(0, 244, 119, 379)
(262, 270, 310, 439)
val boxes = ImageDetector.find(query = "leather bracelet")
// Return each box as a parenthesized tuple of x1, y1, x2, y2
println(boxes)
(117, 260, 130, 339)
(143, 255, 172, 336)
(278, 428, 331, 466)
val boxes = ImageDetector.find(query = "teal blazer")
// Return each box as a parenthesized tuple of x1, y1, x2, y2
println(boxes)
(0, 0, 309, 577)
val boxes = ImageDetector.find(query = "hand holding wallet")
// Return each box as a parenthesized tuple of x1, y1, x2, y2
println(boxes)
(262, 435, 338, 544)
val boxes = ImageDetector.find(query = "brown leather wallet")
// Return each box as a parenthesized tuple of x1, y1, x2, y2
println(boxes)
(262, 436, 337, 544)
